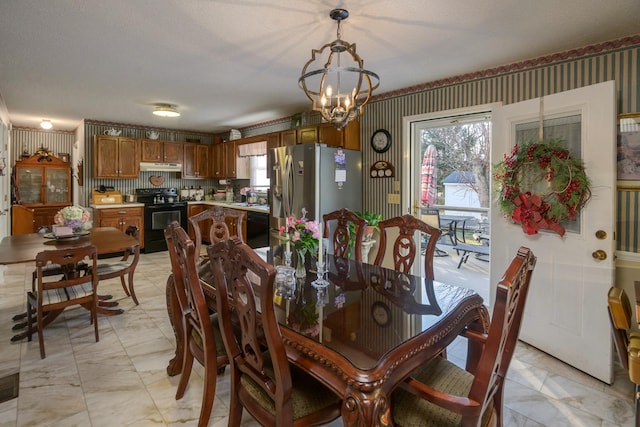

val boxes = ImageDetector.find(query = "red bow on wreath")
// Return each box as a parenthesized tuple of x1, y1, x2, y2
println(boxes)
(512, 192, 565, 237)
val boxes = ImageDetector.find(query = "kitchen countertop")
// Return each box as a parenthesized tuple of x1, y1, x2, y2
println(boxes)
(188, 200, 270, 214)
(91, 203, 145, 209)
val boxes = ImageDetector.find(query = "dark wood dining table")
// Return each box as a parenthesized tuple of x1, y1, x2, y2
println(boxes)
(1, 227, 140, 340)
(165, 252, 489, 427)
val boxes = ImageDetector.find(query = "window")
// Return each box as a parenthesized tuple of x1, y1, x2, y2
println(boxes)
(250, 155, 270, 188)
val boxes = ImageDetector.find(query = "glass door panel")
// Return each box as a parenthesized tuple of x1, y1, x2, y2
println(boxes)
(46, 168, 70, 203)
(17, 167, 43, 204)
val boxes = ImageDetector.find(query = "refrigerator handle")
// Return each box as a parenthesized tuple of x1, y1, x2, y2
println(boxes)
(282, 154, 294, 218)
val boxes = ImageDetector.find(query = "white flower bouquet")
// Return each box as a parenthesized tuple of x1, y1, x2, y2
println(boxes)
(54, 205, 92, 232)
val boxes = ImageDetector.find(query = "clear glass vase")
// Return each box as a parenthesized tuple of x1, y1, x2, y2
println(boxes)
(295, 248, 307, 279)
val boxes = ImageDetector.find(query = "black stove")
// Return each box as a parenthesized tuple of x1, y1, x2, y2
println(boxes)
(136, 188, 188, 253)
(136, 187, 186, 206)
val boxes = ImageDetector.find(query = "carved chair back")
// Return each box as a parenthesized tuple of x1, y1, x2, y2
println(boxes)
(374, 214, 442, 280)
(323, 208, 366, 261)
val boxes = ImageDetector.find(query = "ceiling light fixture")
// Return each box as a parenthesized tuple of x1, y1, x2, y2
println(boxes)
(299, 8, 380, 130)
(40, 119, 53, 129)
(152, 104, 181, 118)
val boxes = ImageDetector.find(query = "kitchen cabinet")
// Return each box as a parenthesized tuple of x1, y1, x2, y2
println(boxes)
(140, 139, 183, 163)
(280, 129, 297, 146)
(297, 126, 318, 144)
(319, 120, 361, 150)
(182, 143, 211, 179)
(95, 206, 144, 249)
(212, 140, 239, 179)
(12, 205, 65, 235)
(12, 154, 72, 234)
(94, 135, 140, 178)
(224, 140, 237, 178)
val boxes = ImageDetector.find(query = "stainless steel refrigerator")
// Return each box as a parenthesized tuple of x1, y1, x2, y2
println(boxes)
(269, 143, 362, 245)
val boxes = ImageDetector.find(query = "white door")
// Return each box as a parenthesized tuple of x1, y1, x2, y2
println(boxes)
(491, 81, 616, 383)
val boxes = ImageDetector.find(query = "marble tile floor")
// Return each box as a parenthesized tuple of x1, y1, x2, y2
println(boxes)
(0, 250, 636, 427)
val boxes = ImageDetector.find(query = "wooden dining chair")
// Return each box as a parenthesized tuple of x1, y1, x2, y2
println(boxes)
(27, 244, 100, 359)
(188, 205, 245, 259)
(323, 208, 366, 262)
(374, 214, 442, 281)
(207, 238, 342, 427)
(164, 221, 228, 427)
(607, 287, 640, 426)
(93, 225, 140, 304)
(391, 246, 536, 427)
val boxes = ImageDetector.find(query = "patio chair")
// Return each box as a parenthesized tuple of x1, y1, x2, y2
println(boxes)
(421, 208, 454, 256)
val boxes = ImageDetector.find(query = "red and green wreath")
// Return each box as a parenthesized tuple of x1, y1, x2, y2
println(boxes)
(494, 139, 591, 237)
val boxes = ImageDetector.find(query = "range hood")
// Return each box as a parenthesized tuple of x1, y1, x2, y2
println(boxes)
(139, 162, 183, 172)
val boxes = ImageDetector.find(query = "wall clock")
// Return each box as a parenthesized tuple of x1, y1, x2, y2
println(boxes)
(371, 129, 392, 153)
(371, 301, 391, 327)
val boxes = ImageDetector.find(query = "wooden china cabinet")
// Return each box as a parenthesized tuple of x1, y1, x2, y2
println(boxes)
(11, 154, 71, 235)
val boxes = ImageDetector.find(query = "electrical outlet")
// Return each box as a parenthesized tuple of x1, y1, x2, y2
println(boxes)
(394, 180, 400, 191)
(388, 193, 400, 204)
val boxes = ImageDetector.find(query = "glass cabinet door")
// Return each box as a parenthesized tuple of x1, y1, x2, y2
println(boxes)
(17, 167, 43, 204)
(46, 168, 70, 203)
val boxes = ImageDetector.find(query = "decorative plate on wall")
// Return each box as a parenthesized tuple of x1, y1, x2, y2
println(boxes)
(149, 175, 164, 186)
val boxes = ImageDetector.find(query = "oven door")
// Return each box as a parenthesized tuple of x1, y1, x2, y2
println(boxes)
(144, 204, 187, 253)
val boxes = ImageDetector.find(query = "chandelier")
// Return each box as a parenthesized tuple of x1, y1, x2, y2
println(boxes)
(299, 9, 380, 130)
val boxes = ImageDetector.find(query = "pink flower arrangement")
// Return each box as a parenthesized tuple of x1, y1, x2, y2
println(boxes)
(279, 208, 320, 254)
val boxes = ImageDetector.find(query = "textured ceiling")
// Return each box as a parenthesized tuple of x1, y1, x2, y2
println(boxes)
(1, 0, 639, 133)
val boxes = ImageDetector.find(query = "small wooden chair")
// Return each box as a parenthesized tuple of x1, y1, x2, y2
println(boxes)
(323, 208, 366, 262)
(207, 239, 342, 426)
(164, 221, 228, 427)
(607, 287, 640, 427)
(188, 206, 245, 259)
(93, 225, 140, 304)
(27, 245, 100, 359)
(374, 214, 442, 281)
(391, 246, 536, 427)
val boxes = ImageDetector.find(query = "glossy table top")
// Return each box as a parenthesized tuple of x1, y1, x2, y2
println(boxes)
(0, 227, 139, 264)
(274, 256, 481, 371)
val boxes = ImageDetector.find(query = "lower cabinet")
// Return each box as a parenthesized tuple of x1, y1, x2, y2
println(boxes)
(11, 204, 69, 235)
(95, 206, 144, 249)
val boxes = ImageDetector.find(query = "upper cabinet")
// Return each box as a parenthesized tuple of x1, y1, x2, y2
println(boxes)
(280, 129, 297, 147)
(275, 121, 361, 149)
(182, 143, 211, 179)
(318, 120, 361, 150)
(213, 140, 241, 179)
(297, 126, 318, 144)
(140, 139, 183, 163)
(94, 135, 140, 178)
(14, 154, 71, 206)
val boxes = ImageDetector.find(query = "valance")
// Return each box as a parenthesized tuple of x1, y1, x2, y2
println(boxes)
(238, 141, 266, 157)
